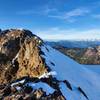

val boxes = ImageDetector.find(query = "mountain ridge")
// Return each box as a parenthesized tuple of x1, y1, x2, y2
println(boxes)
(0, 29, 100, 100)
(46, 40, 100, 48)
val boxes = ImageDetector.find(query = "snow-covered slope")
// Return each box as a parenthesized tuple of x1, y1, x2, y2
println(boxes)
(84, 65, 100, 75)
(41, 44, 100, 100)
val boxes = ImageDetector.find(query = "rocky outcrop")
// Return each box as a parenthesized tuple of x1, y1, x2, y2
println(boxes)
(0, 83, 65, 100)
(0, 29, 47, 84)
(83, 47, 100, 64)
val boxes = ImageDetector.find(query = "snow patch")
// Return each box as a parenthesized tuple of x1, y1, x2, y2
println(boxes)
(39, 71, 57, 79)
(26, 82, 55, 95)
(11, 79, 25, 87)
(12, 52, 19, 64)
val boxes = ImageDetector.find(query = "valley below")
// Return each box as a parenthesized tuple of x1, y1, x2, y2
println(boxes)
(46, 41, 100, 64)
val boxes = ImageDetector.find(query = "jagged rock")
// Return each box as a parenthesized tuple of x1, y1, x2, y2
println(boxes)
(78, 87, 88, 99)
(0, 29, 1, 33)
(0, 29, 47, 84)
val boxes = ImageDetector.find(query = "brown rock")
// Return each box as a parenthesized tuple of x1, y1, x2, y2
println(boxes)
(0, 29, 47, 84)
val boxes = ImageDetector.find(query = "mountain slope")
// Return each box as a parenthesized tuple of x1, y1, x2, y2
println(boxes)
(41, 45, 100, 100)
(52, 45, 100, 64)
(0, 29, 100, 100)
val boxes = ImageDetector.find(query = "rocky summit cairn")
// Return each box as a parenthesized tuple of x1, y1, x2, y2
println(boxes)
(0, 29, 47, 84)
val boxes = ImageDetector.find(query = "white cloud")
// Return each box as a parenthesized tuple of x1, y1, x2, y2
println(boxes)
(16, 6, 90, 23)
(42, 6, 57, 15)
(34, 28, 100, 40)
(65, 8, 90, 18)
(48, 8, 90, 22)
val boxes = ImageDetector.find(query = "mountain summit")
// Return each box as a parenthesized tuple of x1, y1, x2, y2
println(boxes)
(0, 29, 100, 100)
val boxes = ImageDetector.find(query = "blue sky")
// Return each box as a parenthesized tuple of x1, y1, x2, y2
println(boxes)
(0, 0, 100, 40)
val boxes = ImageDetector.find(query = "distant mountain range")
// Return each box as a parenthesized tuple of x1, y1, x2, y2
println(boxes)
(46, 40, 100, 64)
(46, 40, 100, 48)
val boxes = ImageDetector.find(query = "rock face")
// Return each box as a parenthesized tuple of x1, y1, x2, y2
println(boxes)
(0, 29, 47, 84)
(83, 47, 100, 64)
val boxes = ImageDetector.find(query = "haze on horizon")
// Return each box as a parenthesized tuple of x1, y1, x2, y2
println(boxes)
(0, 0, 100, 40)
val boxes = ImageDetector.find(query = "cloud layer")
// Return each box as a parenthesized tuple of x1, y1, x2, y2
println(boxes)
(34, 28, 100, 40)
(48, 8, 90, 22)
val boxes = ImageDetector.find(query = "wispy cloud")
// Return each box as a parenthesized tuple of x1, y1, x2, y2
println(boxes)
(34, 27, 100, 40)
(16, 5, 57, 15)
(92, 14, 100, 19)
(17, 5, 90, 23)
(49, 8, 90, 22)
(65, 8, 90, 17)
